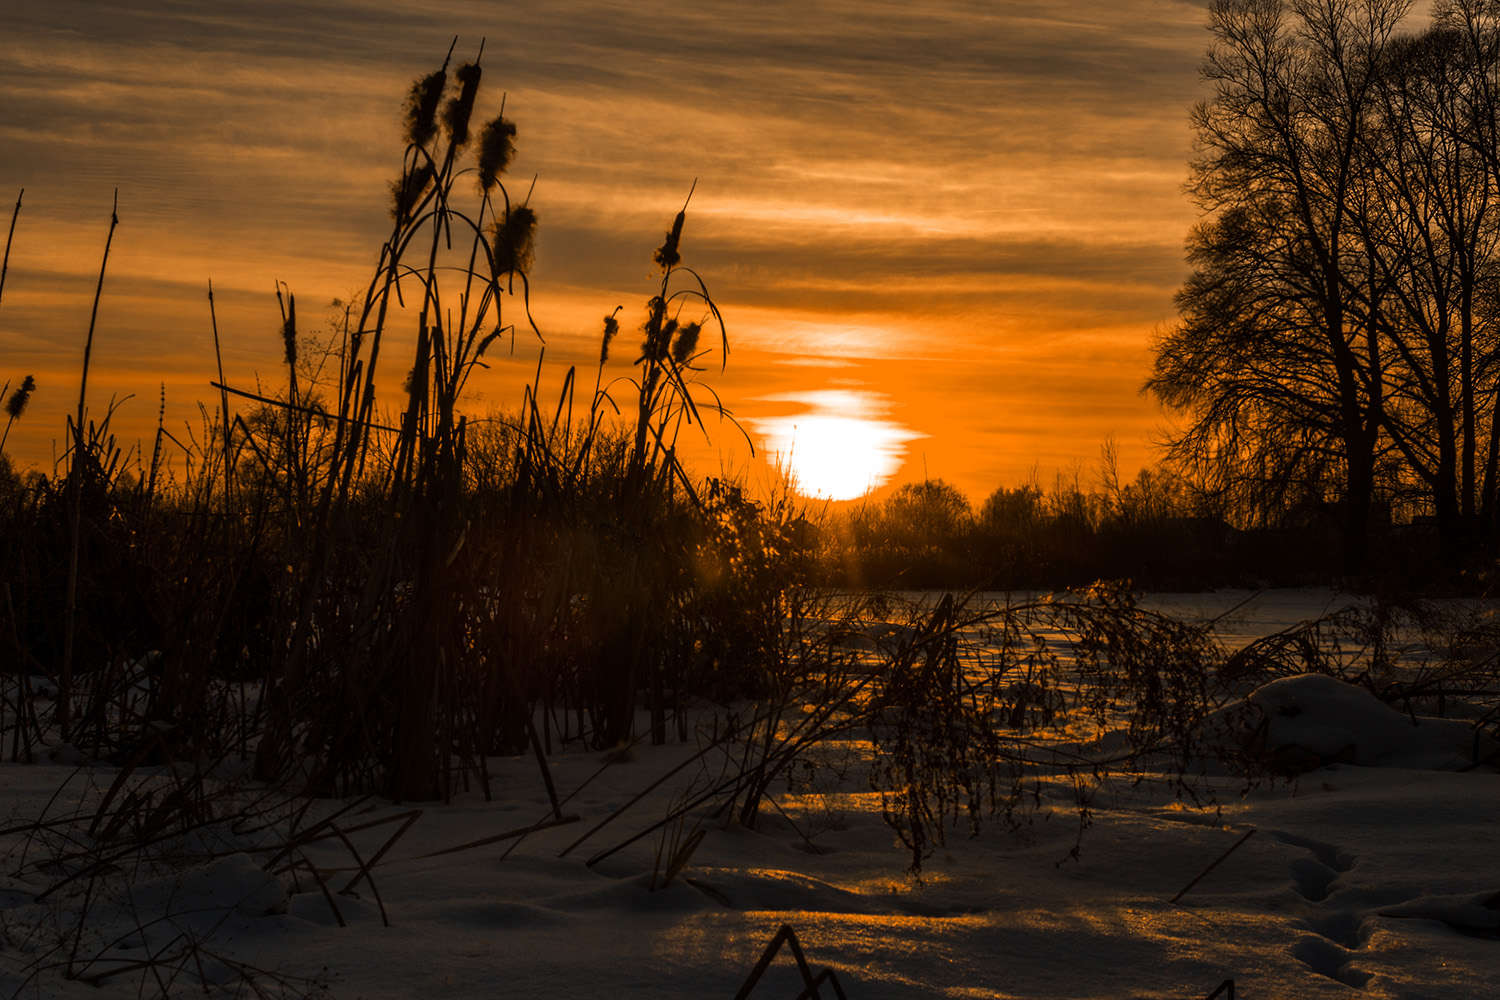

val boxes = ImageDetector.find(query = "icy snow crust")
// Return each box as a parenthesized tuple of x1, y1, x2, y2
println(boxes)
(3, 590, 1498, 999)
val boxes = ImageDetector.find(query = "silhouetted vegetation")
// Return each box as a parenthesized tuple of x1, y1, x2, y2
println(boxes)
(0, 51, 1269, 822)
(0, 48, 797, 799)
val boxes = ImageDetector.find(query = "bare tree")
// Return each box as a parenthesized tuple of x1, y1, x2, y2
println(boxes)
(1150, 0, 1409, 568)
(1146, 0, 1500, 567)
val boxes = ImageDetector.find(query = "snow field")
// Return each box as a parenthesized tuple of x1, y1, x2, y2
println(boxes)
(3, 589, 1498, 999)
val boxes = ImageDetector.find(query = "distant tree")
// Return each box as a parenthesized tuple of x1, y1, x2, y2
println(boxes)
(1359, 16, 1500, 543)
(882, 479, 973, 550)
(979, 482, 1046, 534)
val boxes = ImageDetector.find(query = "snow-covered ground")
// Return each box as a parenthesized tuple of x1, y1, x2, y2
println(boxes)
(3, 591, 1498, 1000)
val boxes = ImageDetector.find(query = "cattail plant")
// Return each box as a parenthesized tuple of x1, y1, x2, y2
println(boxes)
(490, 203, 537, 278)
(535, 195, 748, 747)
(403, 62, 448, 147)
(443, 61, 482, 146)
(477, 115, 517, 191)
(0, 374, 35, 453)
(254, 43, 556, 800)
(617, 184, 730, 506)
(599, 307, 621, 365)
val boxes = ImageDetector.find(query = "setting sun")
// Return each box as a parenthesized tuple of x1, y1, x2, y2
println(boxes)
(751, 390, 921, 500)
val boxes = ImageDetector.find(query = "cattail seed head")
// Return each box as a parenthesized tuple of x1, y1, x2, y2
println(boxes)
(490, 204, 538, 276)
(653, 210, 685, 271)
(600, 308, 621, 364)
(281, 293, 298, 367)
(443, 62, 482, 147)
(671, 321, 701, 366)
(639, 296, 667, 362)
(5, 375, 35, 421)
(404, 69, 447, 147)
(477, 116, 517, 191)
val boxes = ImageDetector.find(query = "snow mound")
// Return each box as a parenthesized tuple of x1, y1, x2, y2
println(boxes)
(126, 853, 289, 919)
(1242, 674, 1492, 771)
(1378, 892, 1500, 939)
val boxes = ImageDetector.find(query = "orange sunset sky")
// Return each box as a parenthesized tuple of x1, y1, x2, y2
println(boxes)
(0, 0, 1220, 505)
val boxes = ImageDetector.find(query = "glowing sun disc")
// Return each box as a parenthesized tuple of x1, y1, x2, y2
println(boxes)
(758, 412, 915, 501)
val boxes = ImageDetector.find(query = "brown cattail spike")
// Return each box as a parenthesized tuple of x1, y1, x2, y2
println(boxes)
(672, 322, 701, 366)
(404, 69, 447, 147)
(444, 63, 482, 147)
(654, 210, 685, 271)
(5, 375, 34, 420)
(281, 293, 298, 367)
(600, 308, 621, 364)
(640, 296, 666, 361)
(490, 205, 538, 276)
(477, 116, 517, 191)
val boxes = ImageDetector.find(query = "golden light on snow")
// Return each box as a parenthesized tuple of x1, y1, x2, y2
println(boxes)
(750, 390, 922, 501)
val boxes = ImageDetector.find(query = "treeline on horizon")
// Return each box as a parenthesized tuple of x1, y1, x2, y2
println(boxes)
(802, 455, 1453, 593)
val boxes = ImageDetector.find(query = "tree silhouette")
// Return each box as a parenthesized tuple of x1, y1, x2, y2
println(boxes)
(1150, 0, 1500, 568)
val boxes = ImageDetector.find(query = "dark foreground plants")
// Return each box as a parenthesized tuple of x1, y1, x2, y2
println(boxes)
(0, 43, 800, 802)
(230, 45, 776, 802)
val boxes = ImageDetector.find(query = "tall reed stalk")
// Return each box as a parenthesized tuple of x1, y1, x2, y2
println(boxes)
(0, 189, 20, 311)
(0, 191, 27, 457)
(59, 191, 119, 737)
